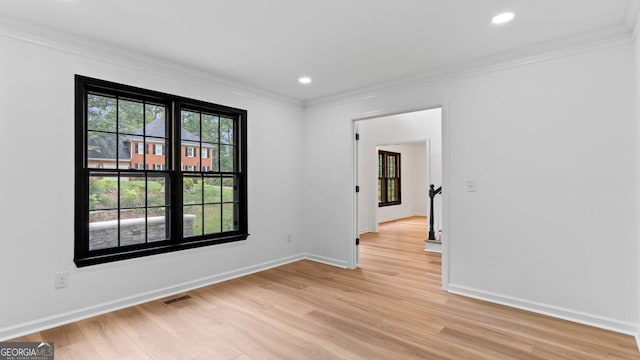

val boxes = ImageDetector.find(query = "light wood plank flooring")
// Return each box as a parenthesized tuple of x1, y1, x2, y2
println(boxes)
(11, 216, 640, 359)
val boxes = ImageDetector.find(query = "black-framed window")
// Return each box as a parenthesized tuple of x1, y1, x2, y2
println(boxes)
(75, 75, 248, 267)
(378, 150, 401, 207)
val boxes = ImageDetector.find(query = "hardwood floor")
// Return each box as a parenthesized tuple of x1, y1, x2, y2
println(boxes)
(11, 216, 640, 359)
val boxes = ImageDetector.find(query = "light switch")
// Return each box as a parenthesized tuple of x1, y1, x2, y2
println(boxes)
(466, 181, 476, 192)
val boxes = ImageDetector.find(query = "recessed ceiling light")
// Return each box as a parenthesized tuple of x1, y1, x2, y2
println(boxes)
(492, 12, 515, 25)
(298, 77, 312, 85)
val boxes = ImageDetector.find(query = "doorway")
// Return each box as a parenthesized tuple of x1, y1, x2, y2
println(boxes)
(353, 108, 443, 271)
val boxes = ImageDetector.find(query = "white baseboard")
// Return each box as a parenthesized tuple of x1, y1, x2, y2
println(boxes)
(5, 255, 633, 343)
(378, 215, 414, 223)
(448, 284, 638, 336)
(0, 253, 350, 341)
(0, 254, 306, 341)
(303, 253, 348, 268)
(424, 241, 442, 253)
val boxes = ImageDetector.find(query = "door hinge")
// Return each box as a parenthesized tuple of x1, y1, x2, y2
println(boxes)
(355, 185, 360, 193)
(355, 133, 360, 141)
(356, 238, 360, 245)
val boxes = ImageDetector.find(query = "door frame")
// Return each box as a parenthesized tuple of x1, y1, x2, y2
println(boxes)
(370, 139, 430, 233)
(350, 104, 450, 291)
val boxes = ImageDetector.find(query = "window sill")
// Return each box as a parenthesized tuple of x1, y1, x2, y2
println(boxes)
(74, 233, 249, 267)
(378, 202, 401, 207)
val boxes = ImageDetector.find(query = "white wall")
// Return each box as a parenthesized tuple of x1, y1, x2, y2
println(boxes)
(356, 110, 441, 234)
(304, 42, 638, 333)
(0, 32, 305, 339)
(634, 10, 640, 343)
(409, 142, 429, 217)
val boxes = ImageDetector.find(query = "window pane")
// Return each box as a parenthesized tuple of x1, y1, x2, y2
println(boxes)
(88, 132, 118, 169)
(393, 180, 398, 200)
(222, 177, 236, 203)
(145, 104, 166, 133)
(220, 145, 235, 172)
(118, 99, 144, 134)
(202, 114, 219, 143)
(200, 143, 214, 171)
(142, 109, 167, 139)
(118, 139, 132, 170)
(89, 210, 118, 250)
(183, 176, 202, 205)
(378, 154, 383, 178)
(220, 117, 234, 144)
(120, 209, 146, 246)
(147, 176, 168, 207)
(211, 144, 219, 172)
(388, 156, 396, 178)
(204, 176, 221, 203)
(120, 177, 146, 209)
(377, 179, 382, 203)
(184, 205, 203, 237)
(182, 142, 199, 171)
(387, 180, 396, 202)
(148, 207, 169, 242)
(203, 204, 222, 235)
(89, 175, 118, 210)
(89, 209, 118, 223)
(88, 94, 117, 132)
(181, 110, 200, 140)
(222, 203, 237, 232)
(147, 137, 167, 170)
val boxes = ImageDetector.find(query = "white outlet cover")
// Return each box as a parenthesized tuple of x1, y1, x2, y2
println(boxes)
(55, 272, 69, 288)
(466, 181, 477, 192)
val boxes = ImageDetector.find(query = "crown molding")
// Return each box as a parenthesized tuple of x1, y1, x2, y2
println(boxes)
(0, 12, 632, 110)
(306, 24, 632, 108)
(0, 13, 302, 108)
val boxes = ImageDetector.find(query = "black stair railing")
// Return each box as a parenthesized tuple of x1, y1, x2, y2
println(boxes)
(428, 184, 442, 241)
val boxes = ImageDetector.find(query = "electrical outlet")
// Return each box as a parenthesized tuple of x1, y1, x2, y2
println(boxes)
(466, 180, 477, 192)
(286, 233, 293, 243)
(55, 272, 69, 289)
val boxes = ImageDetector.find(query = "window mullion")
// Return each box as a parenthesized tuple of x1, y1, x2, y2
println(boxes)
(382, 152, 388, 204)
(199, 111, 205, 234)
(143, 101, 148, 244)
(116, 97, 121, 247)
(172, 102, 183, 244)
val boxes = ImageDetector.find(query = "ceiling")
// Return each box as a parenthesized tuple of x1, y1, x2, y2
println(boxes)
(0, 0, 634, 102)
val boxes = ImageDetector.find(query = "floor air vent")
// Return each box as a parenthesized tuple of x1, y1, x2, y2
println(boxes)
(163, 295, 191, 305)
